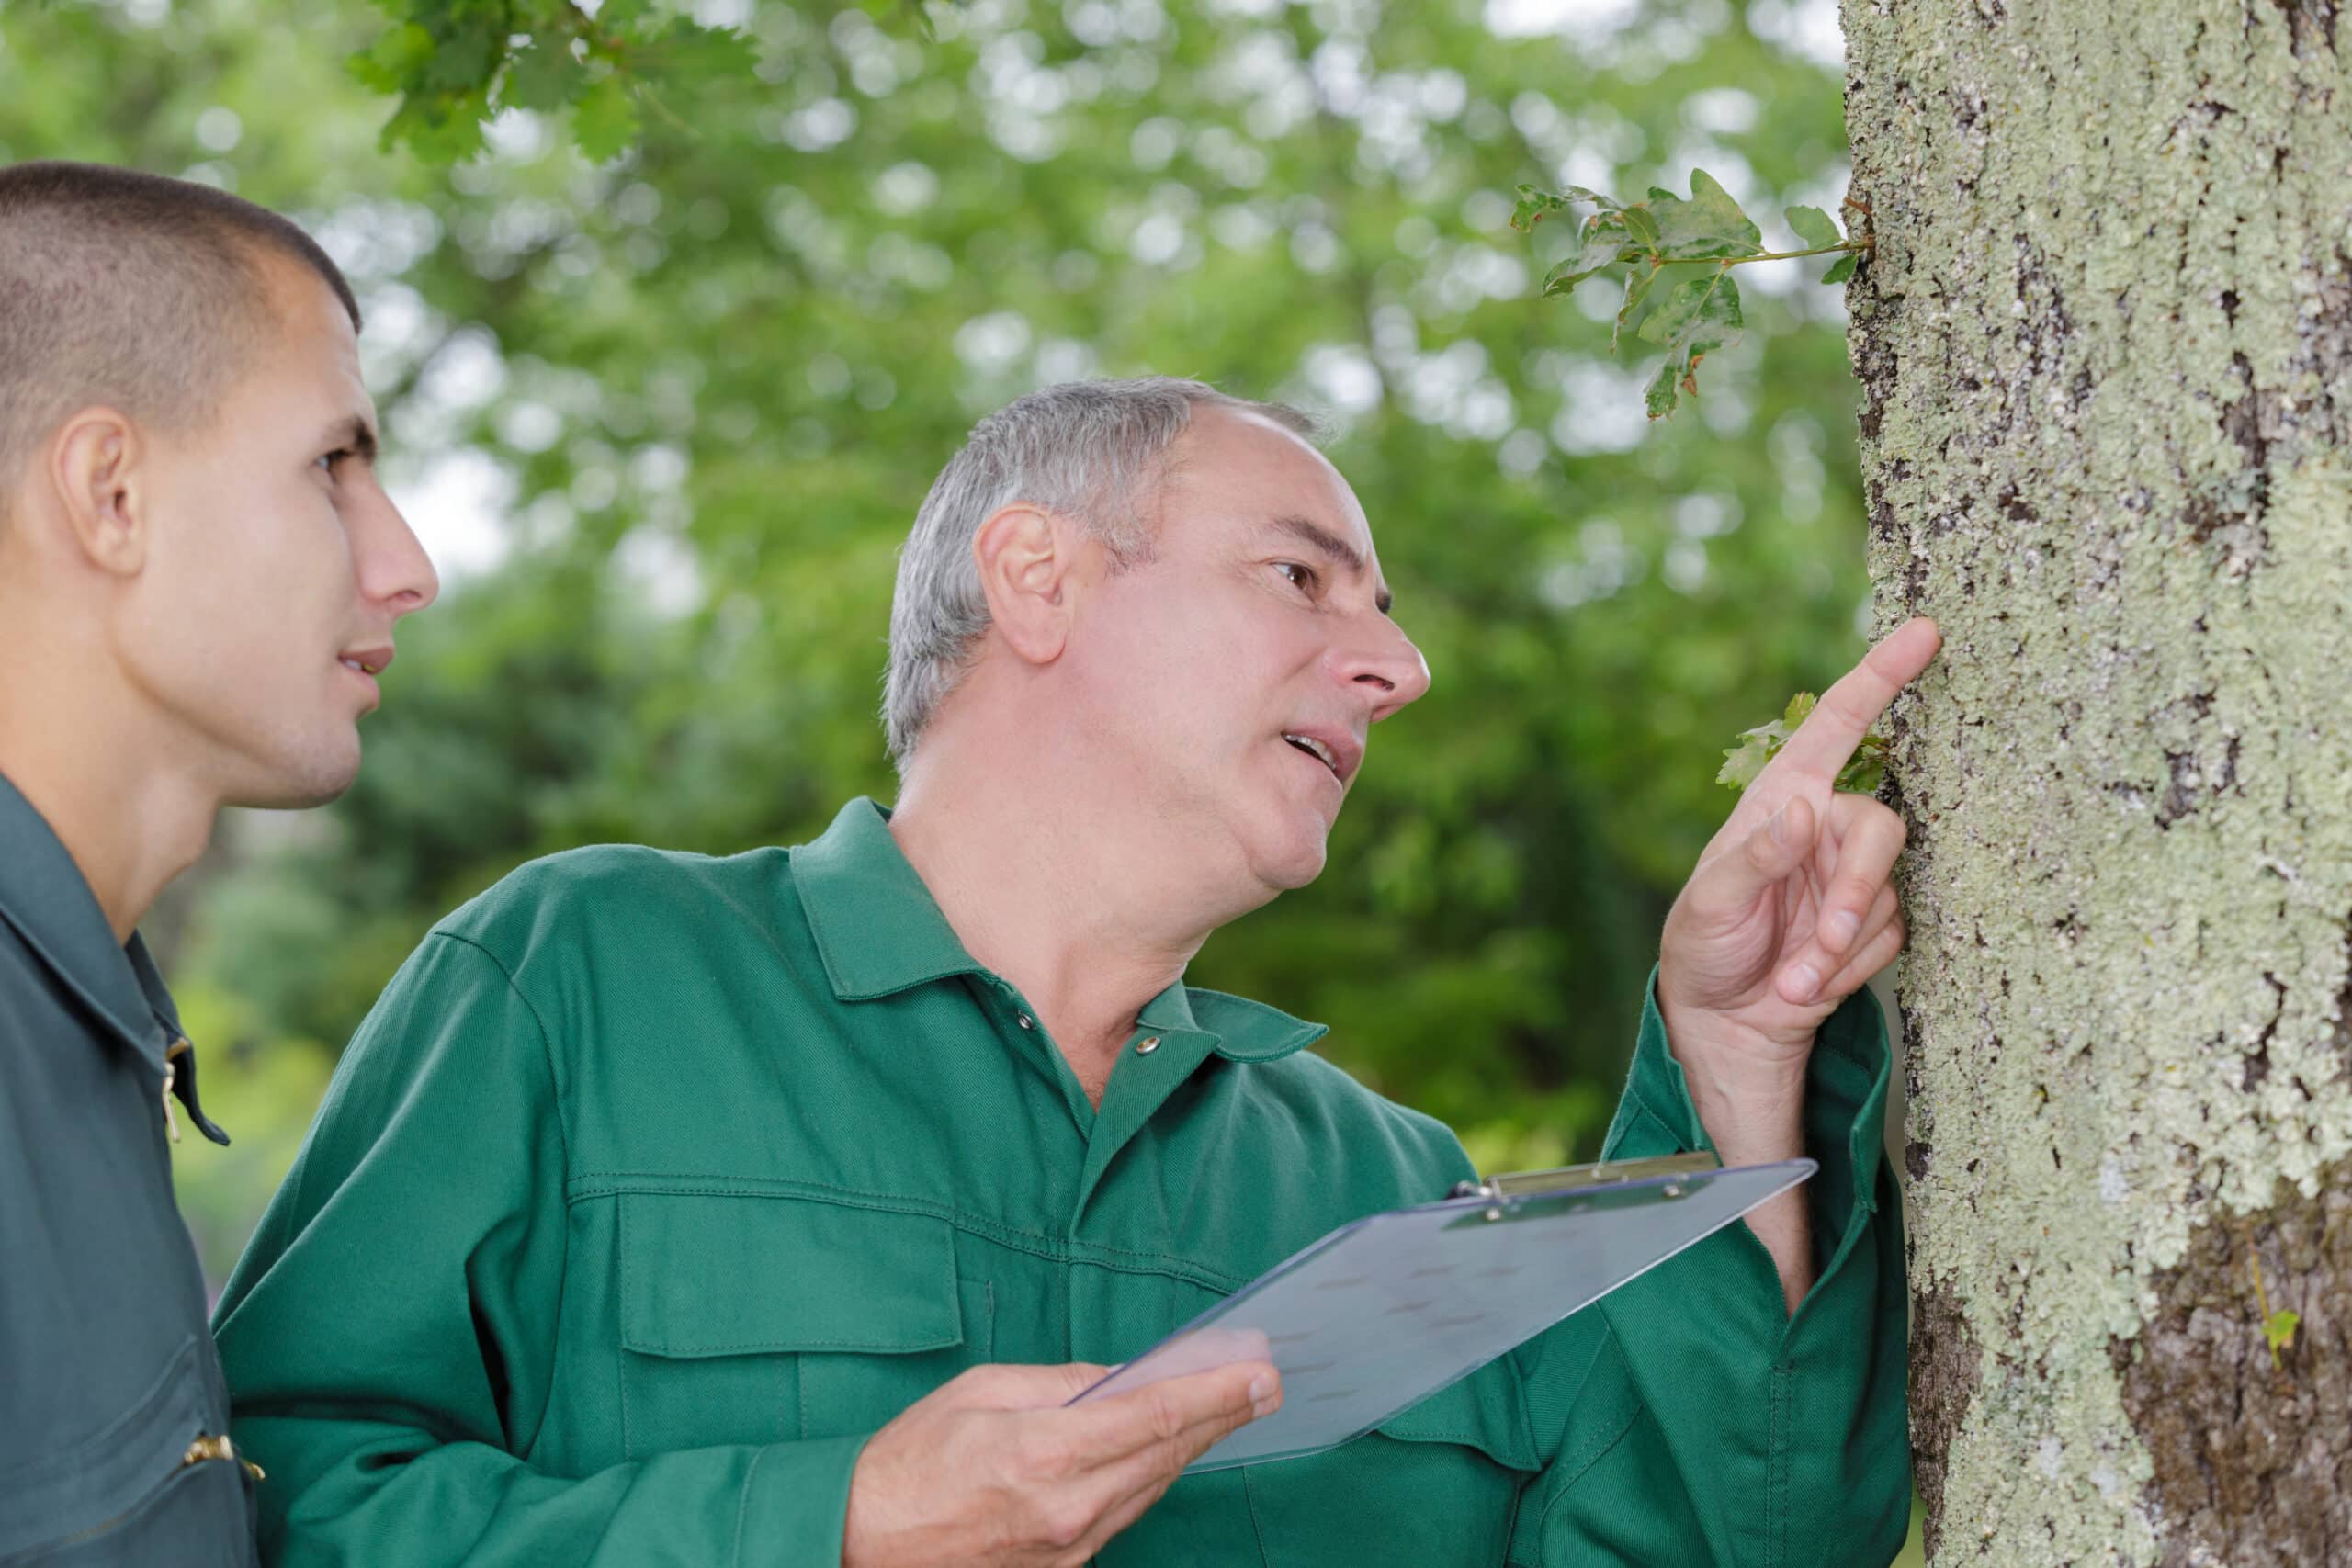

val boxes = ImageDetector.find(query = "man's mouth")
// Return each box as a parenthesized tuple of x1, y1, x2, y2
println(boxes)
(338, 648, 393, 677)
(1283, 733, 1341, 780)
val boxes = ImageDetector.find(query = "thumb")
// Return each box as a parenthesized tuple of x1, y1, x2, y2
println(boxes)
(1692, 793, 1816, 912)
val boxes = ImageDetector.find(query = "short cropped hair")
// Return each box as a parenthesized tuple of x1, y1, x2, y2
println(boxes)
(0, 161, 361, 525)
(883, 376, 1320, 766)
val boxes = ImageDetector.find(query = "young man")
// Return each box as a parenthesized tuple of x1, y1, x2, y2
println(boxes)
(219, 378, 1935, 1566)
(0, 163, 437, 1563)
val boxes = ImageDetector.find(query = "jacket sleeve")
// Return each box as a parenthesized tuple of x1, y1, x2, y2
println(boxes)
(1508, 973, 1911, 1567)
(211, 931, 866, 1567)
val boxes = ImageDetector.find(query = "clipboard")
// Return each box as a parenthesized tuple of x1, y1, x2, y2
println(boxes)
(1069, 1151, 1813, 1472)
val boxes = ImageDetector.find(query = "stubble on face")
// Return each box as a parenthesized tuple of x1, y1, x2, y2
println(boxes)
(115, 262, 386, 810)
(1074, 410, 1380, 904)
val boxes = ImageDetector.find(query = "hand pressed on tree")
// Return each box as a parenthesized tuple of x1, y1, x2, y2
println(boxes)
(1659, 616, 1940, 1056)
(1654, 616, 1940, 1310)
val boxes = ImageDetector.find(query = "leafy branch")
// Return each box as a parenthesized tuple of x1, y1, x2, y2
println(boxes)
(348, 0, 763, 164)
(1717, 692, 1889, 795)
(1510, 170, 1872, 419)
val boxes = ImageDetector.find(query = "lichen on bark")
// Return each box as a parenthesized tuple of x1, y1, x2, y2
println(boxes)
(1840, 0, 2352, 1560)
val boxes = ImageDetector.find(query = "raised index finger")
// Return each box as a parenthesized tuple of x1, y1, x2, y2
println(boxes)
(1766, 616, 1941, 784)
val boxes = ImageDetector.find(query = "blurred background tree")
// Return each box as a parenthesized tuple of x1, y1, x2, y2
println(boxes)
(0, 0, 1866, 1290)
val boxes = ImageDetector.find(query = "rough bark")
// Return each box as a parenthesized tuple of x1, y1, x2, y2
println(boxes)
(1841, 0, 2352, 1561)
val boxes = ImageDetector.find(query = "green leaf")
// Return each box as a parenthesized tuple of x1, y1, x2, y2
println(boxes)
(1637, 273, 1744, 417)
(638, 17, 759, 82)
(1637, 272, 1744, 347)
(501, 39, 579, 112)
(347, 21, 433, 93)
(1718, 696, 1889, 794)
(1715, 732, 1776, 790)
(1821, 252, 1860, 285)
(1611, 263, 1659, 354)
(1621, 205, 1660, 246)
(1510, 186, 1575, 233)
(1784, 205, 1841, 249)
(1646, 169, 1762, 261)
(1510, 184, 1623, 232)
(2266, 1309, 2301, 1354)
(1541, 214, 1638, 298)
(1645, 356, 1686, 421)
(419, 18, 500, 93)
(571, 73, 640, 162)
(1836, 736, 1889, 794)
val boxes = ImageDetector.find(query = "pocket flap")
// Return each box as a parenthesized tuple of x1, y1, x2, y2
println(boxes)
(619, 1194, 961, 1359)
(1374, 1354, 1538, 1472)
(0, 1335, 211, 1558)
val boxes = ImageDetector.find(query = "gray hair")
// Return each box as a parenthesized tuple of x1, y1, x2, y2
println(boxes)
(883, 376, 1318, 765)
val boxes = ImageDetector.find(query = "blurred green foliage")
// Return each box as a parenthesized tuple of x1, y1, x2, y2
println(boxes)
(0, 0, 1872, 1270)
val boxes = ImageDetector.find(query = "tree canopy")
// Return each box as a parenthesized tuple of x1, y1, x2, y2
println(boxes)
(0, 0, 1870, 1281)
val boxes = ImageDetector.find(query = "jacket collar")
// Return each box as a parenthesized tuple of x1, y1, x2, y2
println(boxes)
(0, 771, 227, 1143)
(790, 797, 1328, 1063)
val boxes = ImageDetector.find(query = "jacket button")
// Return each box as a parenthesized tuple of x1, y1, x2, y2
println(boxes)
(1016, 1014, 1034, 1030)
(1136, 1036, 1161, 1055)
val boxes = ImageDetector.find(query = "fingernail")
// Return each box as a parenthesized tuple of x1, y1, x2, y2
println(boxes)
(1249, 1374, 1276, 1405)
(1826, 911, 1860, 948)
(1770, 804, 1790, 843)
(1784, 963, 1820, 1001)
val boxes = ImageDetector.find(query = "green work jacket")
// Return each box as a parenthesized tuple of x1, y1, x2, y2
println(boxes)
(215, 798, 1908, 1566)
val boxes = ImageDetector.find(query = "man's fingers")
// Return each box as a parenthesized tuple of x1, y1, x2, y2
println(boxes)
(1690, 793, 1817, 914)
(1040, 1369, 1280, 1560)
(1811, 802, 1907, 957)
(1069, 1376, 1280, 1545)
(1780, 885, 1900, 1006)
(1766, 617, 1940, 786)
(1821, 908, 1906, 1001)
(1057, 1362, 1275, 1467)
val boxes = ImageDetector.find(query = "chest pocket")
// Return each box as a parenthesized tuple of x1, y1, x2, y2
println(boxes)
(1236, 1359, 1537, 1568)
(0, 1336, 253, 1567)
(616, 1193, 993, 1456)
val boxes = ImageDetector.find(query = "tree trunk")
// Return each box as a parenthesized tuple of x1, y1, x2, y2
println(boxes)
(1841, 2, 2352, 1561)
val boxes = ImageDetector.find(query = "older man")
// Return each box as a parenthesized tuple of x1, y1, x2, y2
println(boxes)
(0, 162, 437, 1563)
(218, 378, 1932, 1566)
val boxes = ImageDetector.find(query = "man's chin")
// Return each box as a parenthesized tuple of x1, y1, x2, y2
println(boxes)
(1254, 825, 1331, 893)
(229, 739, 363, 811)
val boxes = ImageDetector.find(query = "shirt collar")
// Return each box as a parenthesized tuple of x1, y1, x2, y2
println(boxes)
(0, 769, 183, 1069)
(790, 796, 1329, 1063)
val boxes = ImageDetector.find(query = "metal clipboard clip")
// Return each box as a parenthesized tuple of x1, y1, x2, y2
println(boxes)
(1449, 1149, 1722, 1222)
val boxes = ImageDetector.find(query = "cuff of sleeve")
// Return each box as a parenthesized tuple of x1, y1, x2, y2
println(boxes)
(732, 1433, 870, 1568)
(1603, 967, 1894, 1306)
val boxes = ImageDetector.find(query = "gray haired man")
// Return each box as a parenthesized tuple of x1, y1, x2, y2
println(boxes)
(220, 377, 1929, 1565)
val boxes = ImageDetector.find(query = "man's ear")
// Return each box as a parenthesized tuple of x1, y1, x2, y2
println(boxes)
(971, 502, 1082, 667)
(46, 408, 151, 577)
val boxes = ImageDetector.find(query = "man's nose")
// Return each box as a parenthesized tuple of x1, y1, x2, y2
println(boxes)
(1331, 613, 1433, 722)
(356, 483, 439, 620)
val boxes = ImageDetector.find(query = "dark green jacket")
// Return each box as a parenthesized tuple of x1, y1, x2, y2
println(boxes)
(0, 772, 259, 1565)
(216, 798, 1908, 1565)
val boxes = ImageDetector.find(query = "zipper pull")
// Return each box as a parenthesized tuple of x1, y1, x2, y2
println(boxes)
(160, 1056, 181, 1145)
(183, 1433, 265, 1483)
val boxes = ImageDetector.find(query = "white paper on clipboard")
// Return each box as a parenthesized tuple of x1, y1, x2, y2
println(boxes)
(1069, 1155, 1815, 1472)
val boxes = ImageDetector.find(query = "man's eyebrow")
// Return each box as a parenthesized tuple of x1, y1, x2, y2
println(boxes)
(324, 414, 379, 464)
(1270, 513, 1392, 614)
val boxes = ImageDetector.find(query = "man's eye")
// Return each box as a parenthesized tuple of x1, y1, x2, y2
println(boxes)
(315, 448, 352, 475)
(1274, 561, 1317, 592)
